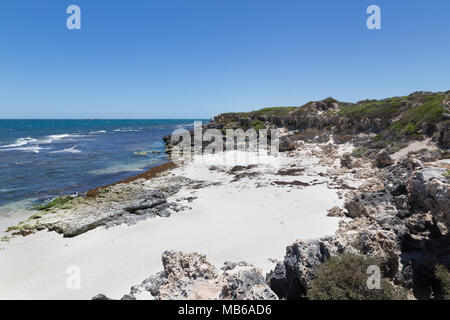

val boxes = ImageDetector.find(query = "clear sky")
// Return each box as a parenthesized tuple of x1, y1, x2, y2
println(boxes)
(0, 0, 449, 119)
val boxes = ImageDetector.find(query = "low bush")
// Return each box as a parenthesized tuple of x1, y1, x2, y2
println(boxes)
(307, 253, 408, 300)
(435, 265, 450, 299)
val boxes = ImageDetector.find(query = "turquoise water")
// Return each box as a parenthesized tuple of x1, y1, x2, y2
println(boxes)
(0, 119, 200, 211)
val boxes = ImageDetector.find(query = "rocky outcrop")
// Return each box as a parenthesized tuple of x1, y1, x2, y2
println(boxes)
(279, 136, 296, 152)
(344, 199, 367, 218)
(267, 237, 345, 299)
(340, 153, 353, 169)
(10, 176, 196, 237)
(99, 251, 278, 300)
(407, 167, 450, 235)
(374, 149, 394, 168)
(437, 120, 450, 149)
(220, 262, 278, 300)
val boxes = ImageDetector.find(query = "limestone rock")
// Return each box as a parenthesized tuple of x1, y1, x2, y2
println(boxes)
(92, 293, 111, 300)
(374, 149, 394, 168)
(220, 264, 278, 300)
(113, 251, 277, 300)
(279, 136, 296, 152)
(344, 199, 367, 218)
(340, 153, 353, 169)
(407, 168, 450, 234)
(267, 237, 342, 299)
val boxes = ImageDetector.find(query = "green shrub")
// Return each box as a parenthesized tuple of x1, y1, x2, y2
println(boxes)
(337, 96, 407, 121)
(352, 146, 369, 158)
(250, 119, 266, 131)
(435, 265, 450, 299)
(251, 106, 297, 116)
(34, 196, 72, 211)
(307, 253, 408, 300)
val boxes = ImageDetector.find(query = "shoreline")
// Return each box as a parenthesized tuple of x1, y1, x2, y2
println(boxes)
(0, 140, 353, 299)
(1, 91, 449, 300)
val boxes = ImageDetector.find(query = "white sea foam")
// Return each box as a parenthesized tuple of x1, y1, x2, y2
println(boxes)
(41, 133, 84, 143)
(0, 133, 85, 152)
(113, 128, 141, 132)
(0, 137, 38, 148)
(50, 146, 81, 154)
(89, 130, 107, 134)
(0, 146, 45, 153)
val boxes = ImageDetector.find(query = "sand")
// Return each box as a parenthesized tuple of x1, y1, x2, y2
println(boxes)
(0, 150, 345, 299)
(391, 138, 436, 161)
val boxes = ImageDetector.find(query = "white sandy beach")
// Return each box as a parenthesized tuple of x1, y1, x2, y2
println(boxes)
(0, 148, 351, 299)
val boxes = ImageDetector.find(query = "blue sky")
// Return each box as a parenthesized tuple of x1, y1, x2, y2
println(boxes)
(0, 0, 449, 119)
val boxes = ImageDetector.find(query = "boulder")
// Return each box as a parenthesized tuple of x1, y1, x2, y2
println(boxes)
(92, 294, 111, 300)
(162, 250, 218, 281)
(374, 149, 394, 168)
(344, 199, 367, 218)
(220, 264, 278, 300)
(279, 136, 296, 152)
(340, 153, 353, 169)
(114, 251, 277, 300)
(130, 271, 167, 297)
(267, 238, 341, 299)
(124, 198, 166, 213)
(437, 120, 450, 149)
(407, 168, 450, 234)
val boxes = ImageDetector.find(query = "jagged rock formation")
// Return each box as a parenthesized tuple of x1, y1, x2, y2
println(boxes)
(374, 149, 394, 168)
(212, 91, 450, 156)
(9, 175, 197, 237)
(267, 238, 344, 299)
(94, 251, 278, 300)
(407, 167, 450, 235)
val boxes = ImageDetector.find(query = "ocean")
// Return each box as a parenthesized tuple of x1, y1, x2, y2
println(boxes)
(0, 119, 201, 220)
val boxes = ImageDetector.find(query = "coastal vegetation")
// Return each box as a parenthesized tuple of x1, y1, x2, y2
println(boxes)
(435, 265, 450, 299)
(34, 196, 73, 211)
(213, 90, 449, 155)
(306, 253, 408, 300)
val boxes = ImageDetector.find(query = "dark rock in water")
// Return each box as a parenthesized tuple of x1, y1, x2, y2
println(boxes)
(374, 149, 394, 168)
(120, 294, 136, 300)
(279, 136, 296, 152)
(92, 293, 111, 300)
